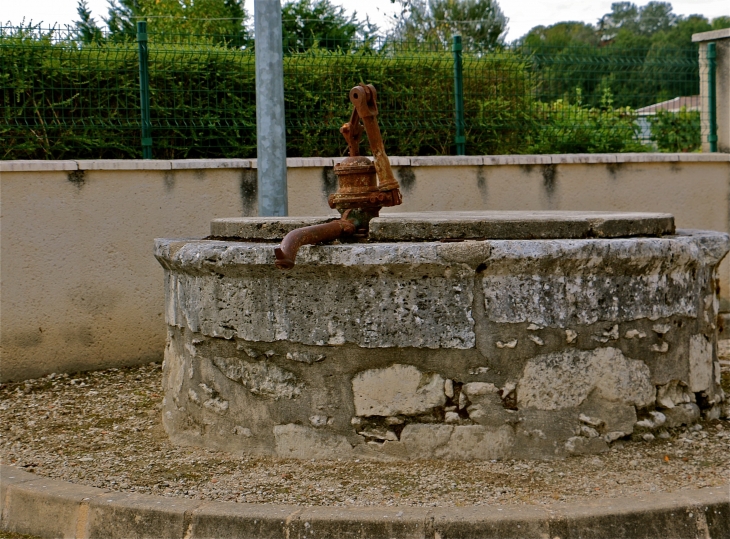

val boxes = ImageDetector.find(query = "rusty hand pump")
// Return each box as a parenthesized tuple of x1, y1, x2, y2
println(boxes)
(274, 84, 402, 269)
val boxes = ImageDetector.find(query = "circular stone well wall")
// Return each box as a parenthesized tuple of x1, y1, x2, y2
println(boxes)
(155, 211, 729, 460)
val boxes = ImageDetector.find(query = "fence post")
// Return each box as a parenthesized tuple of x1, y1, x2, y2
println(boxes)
(707, 42, 718, 153)
(136, 21, 152, 159)
(254, 0, 288, 216)
(452, 35, 465, 156)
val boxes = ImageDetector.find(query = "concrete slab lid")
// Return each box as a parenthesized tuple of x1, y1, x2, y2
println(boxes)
(369, 210, 675, 241)
(210, 216, 340, 240)
(210, 211, 675, 241)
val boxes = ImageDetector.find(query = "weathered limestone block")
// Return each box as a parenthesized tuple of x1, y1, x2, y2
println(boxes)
(565, 436, 609, 455)
(578, 392, 637, 436)
(352, 364, 445, 417)
(480, 234, 727, 327)
(462, 382, 514, 427)
(512, 408, 580, 459)
(274, 424, 354, 459)
(517, 348, 654, 410)
(212, 356, 302, 399)
(689, 334, 713, 392)
(663, 403, 701, 428)
(400, 424, 454, 458)
(656, 380, 694, 409)
(434, 425, 515, 461)
(159, 241, 479, 349)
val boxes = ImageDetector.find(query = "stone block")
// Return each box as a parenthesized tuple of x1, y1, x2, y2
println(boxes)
(482, 155, 552, 165)
(614, 153, 680, 163)
(517, 348, 654, 411)
(86, 492, 201, 539)
(76, 159, 171, 170)
(210, 216, 338, 240)
(400, 424, 453, 459)
(368, 211, 673, 242)
(689, 334, 713, 392)
(434, 425, 515, 461)
(480, 235, 727, 328)
(212, 356, 302, 400)
(0, 160, 77, 171)
(548, 487, 728, 539)
(388, 156, 411, 166)
(286, 157, 334, 167)
(0, 465, 36, 513)
(663, 403, 701, 428)
(352, 364, 445, 417)
(565, 436, 609, 455)
(2, 476, 106, 538)
(409, 156, 484, 166)
(170, 159, 251, 170)
(189, 501, 295, 539)
(160, 250, 476, 349)
(655, 380, 693, 409)
(273, 424, 354, 459)
(291, 506, 428, 539)
(551, 154, 618, 164)
(579, 393, 637, 435)
(430, 504, 550, 539)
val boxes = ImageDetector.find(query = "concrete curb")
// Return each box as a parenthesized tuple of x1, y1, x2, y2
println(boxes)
(1, 465, 728, 538)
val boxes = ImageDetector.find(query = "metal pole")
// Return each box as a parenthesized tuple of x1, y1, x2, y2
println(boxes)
(708, 42, 717, 153)
(254, 0, 288, 216)
(452, 35, 465, 156)
(136, 21, 152, 159)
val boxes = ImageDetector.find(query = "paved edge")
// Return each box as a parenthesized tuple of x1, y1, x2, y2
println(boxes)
(1, 465, 728, 539)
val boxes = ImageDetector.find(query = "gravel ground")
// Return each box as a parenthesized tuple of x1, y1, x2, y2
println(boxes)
(2, 348, 729, 509)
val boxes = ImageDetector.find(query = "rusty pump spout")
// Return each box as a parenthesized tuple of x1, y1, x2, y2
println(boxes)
(274, 84, 402, 269)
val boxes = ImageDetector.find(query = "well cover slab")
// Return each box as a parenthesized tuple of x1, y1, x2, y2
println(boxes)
(211, 211, 674, 242)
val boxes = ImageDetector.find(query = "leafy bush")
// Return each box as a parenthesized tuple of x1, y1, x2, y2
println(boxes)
(1, 31, 535, 159)
(0, 27, 692, 159)
(648, 108, 700, 152)
(526, 88, 647, 154)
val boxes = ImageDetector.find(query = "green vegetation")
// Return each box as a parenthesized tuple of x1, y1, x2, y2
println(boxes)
(3, 0, 725, 159)
(0, 26, 683, 159)
(649, 108, 701, 153)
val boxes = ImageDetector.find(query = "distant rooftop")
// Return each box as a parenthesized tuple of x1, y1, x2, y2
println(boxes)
(636, 96, 700, 115)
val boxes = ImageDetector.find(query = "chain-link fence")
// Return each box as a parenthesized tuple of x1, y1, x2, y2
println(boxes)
(0, 23, 707, 159)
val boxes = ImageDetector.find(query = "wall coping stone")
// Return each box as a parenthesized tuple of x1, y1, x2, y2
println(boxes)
(692, 28, 730, 42)
(1, 466, 728, 539)
(1, 154, 729, 173)
(0, 160, 78, 172)
(171, 159, 252, 170)
(76, 159, 173, 170)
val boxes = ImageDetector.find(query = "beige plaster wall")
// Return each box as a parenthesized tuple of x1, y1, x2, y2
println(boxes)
(2, 155, 729, 381)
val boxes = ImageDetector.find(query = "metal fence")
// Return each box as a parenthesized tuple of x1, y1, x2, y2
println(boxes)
(0, 23, 710, 160)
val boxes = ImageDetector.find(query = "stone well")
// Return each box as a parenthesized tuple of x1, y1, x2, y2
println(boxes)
(155, 211, 729, 460)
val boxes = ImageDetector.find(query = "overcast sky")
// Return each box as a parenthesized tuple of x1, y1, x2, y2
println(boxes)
(4, 0, 729, 42)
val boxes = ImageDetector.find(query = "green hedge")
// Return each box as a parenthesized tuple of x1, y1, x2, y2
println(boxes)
(1, 32, 668, 159)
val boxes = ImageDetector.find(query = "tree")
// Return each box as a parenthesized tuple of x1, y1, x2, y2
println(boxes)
(599, 2, 677, 43)
(519, 21, 598, 51)
(391, 0, 507, 52)
(74, 0, 104, 45)
(78, 0, 249, 46)
(281, 0, 369, 52)
(711, 16, 730, 31)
